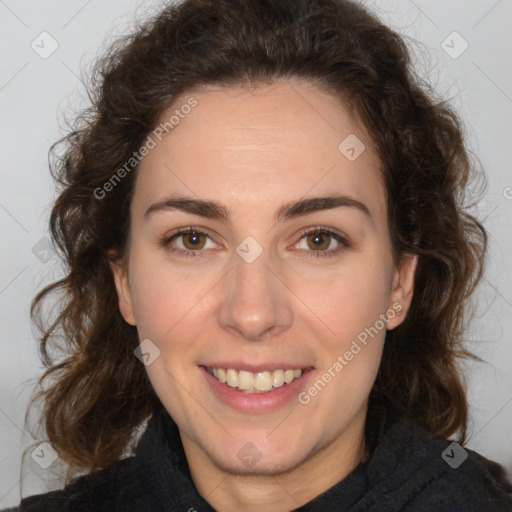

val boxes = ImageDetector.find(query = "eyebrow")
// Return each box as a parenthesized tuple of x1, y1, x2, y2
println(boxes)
(144, 194, 371, 222)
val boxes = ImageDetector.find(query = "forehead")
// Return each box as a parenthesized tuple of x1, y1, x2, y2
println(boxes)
(132, 80, 386, 222)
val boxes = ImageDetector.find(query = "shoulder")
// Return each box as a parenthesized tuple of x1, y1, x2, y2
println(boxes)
(364, 417, 512, 512)
(404, 440, 512, 512)
(13, 456, 148, 512)
(11, 406, 185, 512)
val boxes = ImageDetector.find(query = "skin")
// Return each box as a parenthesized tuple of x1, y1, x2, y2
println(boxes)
(111, 79, 417, 512)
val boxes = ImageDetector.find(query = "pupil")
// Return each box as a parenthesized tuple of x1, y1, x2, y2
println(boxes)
(189, 233, 201, 245)
(183, 231, 204, 249)
(309, 232, 329, 250)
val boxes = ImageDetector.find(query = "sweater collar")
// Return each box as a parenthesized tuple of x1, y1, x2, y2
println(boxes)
(135, 403, 214, 511)
(135, 402, 399, 511)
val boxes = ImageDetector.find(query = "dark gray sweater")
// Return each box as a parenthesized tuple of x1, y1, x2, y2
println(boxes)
(6, 404, 512, 511)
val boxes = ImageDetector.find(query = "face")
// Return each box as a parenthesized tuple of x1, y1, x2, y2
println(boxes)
(112, 80, 416, 479)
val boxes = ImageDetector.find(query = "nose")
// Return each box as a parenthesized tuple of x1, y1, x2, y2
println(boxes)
(216, 250, 294, 342)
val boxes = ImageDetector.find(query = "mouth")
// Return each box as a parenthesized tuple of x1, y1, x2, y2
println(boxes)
(203, 365, 310, 394)
(200, 364, 314, 413)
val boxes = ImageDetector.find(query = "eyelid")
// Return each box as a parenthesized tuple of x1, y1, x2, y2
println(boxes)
(295, 225, 348, 242)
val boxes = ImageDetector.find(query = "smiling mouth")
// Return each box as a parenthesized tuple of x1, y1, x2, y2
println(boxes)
(204, 366, 308, 394)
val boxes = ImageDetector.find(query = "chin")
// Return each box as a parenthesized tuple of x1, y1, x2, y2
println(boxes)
(208, 447, 310, 477)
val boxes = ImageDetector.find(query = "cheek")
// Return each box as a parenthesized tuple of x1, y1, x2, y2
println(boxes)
(293, 257, 393, 342)
(291, 256, 392, 401)
(295, 264, 390, 422)
(128, 251, 217, 346)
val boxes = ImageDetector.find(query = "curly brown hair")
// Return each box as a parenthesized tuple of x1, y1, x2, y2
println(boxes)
(29, 0, 486, 474)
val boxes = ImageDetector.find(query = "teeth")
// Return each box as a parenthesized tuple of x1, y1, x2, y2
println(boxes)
(272, 369, 285, 387)
(255, 371, 273, 391)
(226, 368, 238, 388)
(238, 370, 254, 390)
(217, 368, 227, 383)
(284, 369, 295, 383)
(207, 366, 304, 393)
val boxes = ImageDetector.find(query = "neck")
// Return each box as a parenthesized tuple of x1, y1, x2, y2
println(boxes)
(181, 408, 368, 512)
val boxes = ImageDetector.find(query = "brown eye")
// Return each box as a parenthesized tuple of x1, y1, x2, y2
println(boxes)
(163, 228, 218, 258)
(181, 231, 207, 250)
(294, 228, 347, 258)
(305, 231, 333, 251)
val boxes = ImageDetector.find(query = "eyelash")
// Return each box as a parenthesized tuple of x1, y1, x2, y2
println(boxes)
(161, 226, 348, 259)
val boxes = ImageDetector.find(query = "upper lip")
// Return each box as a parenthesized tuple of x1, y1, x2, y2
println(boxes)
(201, 362, 313, 372)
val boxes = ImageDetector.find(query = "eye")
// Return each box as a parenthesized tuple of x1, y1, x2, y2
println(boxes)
(294, 227, 348, 258)
(162, 228, 217, 257)
(162, 226, 347, 259)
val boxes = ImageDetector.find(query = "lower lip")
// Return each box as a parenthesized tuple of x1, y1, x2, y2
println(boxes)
(201, 366, 314, 413)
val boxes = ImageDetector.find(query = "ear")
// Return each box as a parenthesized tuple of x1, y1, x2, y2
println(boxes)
(386, 253, 417, 330)
(109, 259, 136, 326)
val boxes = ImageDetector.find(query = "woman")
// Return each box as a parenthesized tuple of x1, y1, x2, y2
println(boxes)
(9, 0, 512, 510)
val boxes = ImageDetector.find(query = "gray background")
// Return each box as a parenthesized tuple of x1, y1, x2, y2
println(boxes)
(1, 0, 511, 507)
